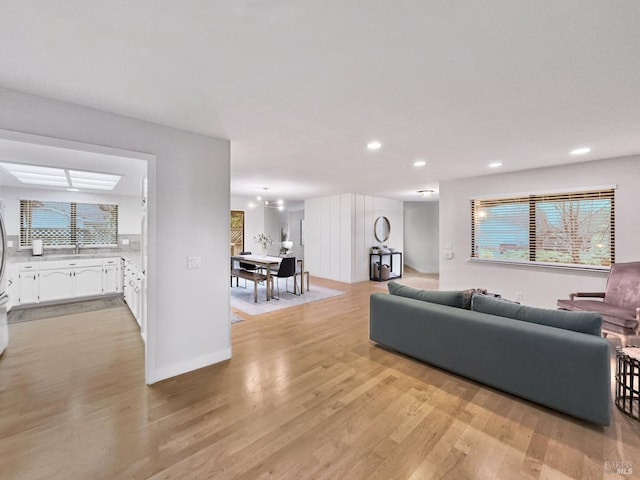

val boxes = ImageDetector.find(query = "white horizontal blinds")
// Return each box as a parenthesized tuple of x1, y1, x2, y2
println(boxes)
(76, 203, 118, 246)
(20, 199, 118, 248)
(471, 196, 530, 261)
(534, 190, 613, 266)
(471, 188, 614, 267)
(20, 200, 72, 247)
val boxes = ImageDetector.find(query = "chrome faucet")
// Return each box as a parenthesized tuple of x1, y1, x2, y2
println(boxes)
(74, 240, 82, 254)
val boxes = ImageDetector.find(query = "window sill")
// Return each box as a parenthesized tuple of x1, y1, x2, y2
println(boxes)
(467, 258, 610, 273)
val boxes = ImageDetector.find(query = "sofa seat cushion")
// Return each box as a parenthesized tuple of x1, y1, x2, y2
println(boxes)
(557, 299, 638, 330)
(388, 281, 463, 308)
(474, 295, 602, 336)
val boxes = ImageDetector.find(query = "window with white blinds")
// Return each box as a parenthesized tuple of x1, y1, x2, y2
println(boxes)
(471, 189, 615, 268)
(20, 199, 118, 248)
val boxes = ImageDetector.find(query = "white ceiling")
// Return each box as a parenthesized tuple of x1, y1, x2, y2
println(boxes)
(0, 138, 147, 196)
(0, 1, 638, 202)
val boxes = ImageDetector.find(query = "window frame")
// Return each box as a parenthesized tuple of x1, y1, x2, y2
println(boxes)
(470, 187, 615, 271)
(20, 198, 119, 250)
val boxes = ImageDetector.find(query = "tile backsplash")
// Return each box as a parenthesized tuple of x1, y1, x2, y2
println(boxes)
(6, 234, 141, 260)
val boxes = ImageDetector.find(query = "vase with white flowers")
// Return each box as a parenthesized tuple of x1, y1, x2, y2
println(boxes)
(254, 233, 273, 256)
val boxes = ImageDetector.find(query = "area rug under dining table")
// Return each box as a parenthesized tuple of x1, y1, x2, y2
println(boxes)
(230, 283, 345, 316)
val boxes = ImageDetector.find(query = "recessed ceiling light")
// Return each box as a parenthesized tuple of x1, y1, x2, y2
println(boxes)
(367, 141, 382, 150)
(488, 162, 503, 168)
(417, 189, 435, 197)
(66, 188, 80, 192)
(570, 147, 591, 155)
(413, 160, 427, 167)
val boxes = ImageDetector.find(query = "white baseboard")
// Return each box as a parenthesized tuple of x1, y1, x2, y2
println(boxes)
(147, 347, 232, 384)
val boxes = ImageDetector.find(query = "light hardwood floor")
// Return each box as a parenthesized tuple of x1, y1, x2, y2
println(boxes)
(0, 275, 639, 479)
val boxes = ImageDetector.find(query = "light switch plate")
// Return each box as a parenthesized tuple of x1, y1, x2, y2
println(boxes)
(6, 240, 13, 248)
(188, 256, 201, 269)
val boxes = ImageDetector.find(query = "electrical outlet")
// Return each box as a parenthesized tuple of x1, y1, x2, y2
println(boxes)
(6, 240, 13, 248)
(188, 256, 201, 269)
(121, 238, 130, 245)
(515, 292, 523, 302)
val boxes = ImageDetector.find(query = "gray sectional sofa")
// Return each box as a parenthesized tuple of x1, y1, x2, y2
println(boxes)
(369, 282, 611, 425)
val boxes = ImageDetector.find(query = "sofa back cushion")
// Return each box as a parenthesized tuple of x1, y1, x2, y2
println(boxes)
(471, 295, 602, 336)
(388, 281, 463, 308)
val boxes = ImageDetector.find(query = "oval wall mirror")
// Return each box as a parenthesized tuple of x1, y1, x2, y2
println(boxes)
(374, 216, 391, 242)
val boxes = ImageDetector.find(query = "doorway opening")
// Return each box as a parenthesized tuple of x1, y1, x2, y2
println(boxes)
(0, 129, 154, 382)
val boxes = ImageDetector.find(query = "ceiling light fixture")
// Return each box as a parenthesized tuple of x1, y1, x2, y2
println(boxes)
(488, 161, 503, 168)
(417, 189, 435, 198)
(413, 160, 427, 167)
(570, 147, 591, 156)
(367, 141, 382, 150)
(249, 188, 285, 210)
(66, 188, 80, 192)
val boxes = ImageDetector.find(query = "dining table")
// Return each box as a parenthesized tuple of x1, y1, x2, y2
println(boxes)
(230, 254, 304, 301)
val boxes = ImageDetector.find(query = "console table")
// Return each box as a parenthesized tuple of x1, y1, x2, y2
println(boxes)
(370, 252, 402, 281)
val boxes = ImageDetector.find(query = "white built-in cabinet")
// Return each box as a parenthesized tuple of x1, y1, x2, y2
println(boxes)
(103, 258, 121, 294)
(122, 259, 144, 330)
(11, 257, 122, 306)
(18, 265, 38, 305)
(39, 268, 74, 302)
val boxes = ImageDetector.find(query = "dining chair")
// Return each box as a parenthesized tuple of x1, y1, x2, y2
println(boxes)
(236, 251, 258, 288)
(272, 257, 298, 299)
(239, 251, 257, 271)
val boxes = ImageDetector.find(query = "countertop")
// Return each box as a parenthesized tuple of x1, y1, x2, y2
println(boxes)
(8, 251, 142, 266)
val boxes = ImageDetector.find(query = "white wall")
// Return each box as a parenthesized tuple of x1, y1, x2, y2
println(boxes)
(305, 194, 404, 283)
(1, 186, 142, 235)
(439, 155, 640, 308)
(264, 206, 288, 256)
(404, 201, 439, 273)
(0, 87, 231, 384)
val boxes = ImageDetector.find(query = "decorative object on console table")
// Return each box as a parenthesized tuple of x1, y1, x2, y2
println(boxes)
(369, 251, 402, 281)
(254, 233, 273, 257)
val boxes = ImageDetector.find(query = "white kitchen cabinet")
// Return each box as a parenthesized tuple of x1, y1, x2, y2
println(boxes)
(18, 265, 38, 305)
(11, 257, 128, 306)
(6, 265, 17, 311)
(73, 266, 103, 297)
(122, 260, 143, 328)
(103, 258, 121, 294)
(39, 269, 74, 302)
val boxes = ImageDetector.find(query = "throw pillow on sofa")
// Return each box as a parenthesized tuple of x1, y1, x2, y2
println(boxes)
(388, 281, 464, 308)
(471, 294, 602, 336)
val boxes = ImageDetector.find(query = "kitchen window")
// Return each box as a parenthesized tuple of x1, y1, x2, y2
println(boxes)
(20, 199, 118, 248)
(471, 188, 615, 269)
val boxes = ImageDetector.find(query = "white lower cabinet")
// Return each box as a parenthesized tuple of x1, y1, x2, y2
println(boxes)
(18, 269, 38, 305)
(12, 257, 124, 306)
(73, 266, 104, 297)
(39, 269, 74, 302)
(122, 260, 144, 330)
(103, 259, 121, 294)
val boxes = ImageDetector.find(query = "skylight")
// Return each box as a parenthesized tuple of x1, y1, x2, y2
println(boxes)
(69, 170, 121, 190)
(0, 162, 121, 190)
